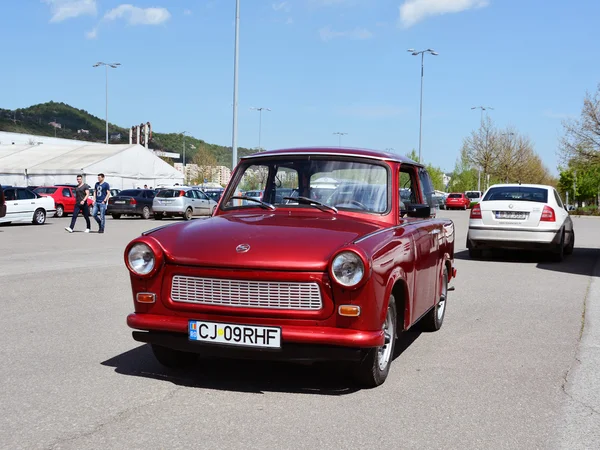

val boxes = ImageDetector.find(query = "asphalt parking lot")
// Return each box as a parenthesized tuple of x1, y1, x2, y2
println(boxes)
(1, 211, 599, 449)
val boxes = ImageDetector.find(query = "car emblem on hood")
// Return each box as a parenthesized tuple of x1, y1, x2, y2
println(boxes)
(236, 244, 251, 253)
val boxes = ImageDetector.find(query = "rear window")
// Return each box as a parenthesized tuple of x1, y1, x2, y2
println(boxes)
(448, 194, 462, 198)
(465, 191, 481, 199)
(156, 189, 180, 198)
(483, 186, 548, 203)
(119, 189, 141, 197)
(35, 187, 57, 194)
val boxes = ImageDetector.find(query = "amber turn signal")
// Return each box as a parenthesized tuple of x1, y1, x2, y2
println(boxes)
(338, 305, 361, 317)
(136, 293, 156, 303)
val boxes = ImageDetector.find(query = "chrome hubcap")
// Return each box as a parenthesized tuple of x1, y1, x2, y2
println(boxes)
(377, 307, 394, 371)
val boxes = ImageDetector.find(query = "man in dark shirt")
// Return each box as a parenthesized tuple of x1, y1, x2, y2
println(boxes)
(65, 175, 91, 233)
(92, 173, 111, 233)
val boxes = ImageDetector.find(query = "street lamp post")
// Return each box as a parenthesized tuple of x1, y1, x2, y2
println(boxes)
(181, 131, 188, 184)
(231, 0, 240, 171)
(407, 48, 438, 163)
(250, 107, 271, 151)
(333, 132, 347, 147)
(93, 62, 121, 144)
(471, 106, 494, 125)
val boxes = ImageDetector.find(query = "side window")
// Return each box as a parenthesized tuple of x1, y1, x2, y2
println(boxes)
(185, 190, 195, 199)
(5, 189, 16, 201)
(418, 167, 435, 209)
(17, 189, 35, 200)
(399, 166, 419, 209)
(553, 189, 563, 208)
(196, 190, 209, 200)
(63, 188, 72, 197)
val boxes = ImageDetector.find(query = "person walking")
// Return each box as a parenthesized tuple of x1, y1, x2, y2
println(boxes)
(92, 173, 111, 233)
(65, 175, 91, 233)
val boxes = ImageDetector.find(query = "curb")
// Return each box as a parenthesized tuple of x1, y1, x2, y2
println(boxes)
(569, 215, 600, 219)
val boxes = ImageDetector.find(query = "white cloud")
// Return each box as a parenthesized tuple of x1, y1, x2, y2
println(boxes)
(85, 27, 98, 39)
(319, 26, 373, 42)
(337, 104, 409, 118)
(104, 4, 171, 25)
(43, 0, 97, 23)
(184, 9, 192, 16)
(272, 1, 291, 12)
(399, 0, 489, 28)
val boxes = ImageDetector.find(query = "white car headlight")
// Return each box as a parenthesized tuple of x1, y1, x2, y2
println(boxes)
(128, 242, 155, 275)
(331, 251, 365, 287)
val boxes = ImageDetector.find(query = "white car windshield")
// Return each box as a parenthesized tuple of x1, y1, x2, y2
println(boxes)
(224, 157, 390, 214)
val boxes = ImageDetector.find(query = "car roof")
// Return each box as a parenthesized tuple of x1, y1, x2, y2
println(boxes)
(241, 146, 423, 166)
(487, 183, 554, 190)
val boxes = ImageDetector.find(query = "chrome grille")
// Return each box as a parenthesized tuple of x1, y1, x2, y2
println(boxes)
(171, 275, 323, 310)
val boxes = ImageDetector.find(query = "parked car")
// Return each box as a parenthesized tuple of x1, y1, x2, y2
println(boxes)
(152, 187, 218, 220)
(123, 146, 457, 387)
(34, 186, 94, 218)
(466, 184, 574, 261)
(465, 190, 483, 207)
(0, 185, 5, 218)
(0, 187, 55, 225)
(107, 189, 156, 219)
(201, 187, 225, 203)
(445, 193, 470, 210)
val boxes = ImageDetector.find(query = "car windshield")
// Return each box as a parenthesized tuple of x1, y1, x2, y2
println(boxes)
(483, 186, 549, 203)
(119, 189, 141, 197)
(223, 157, 389, 214)
(448, 194, 462, 198)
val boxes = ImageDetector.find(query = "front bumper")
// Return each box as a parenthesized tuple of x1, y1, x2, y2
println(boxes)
(127, 313, 385, 349)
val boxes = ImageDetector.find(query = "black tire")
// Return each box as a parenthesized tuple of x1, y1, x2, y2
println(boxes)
(183, 208, 193, 221)
(151, 344, 197, 369)
(89, 205, 94, 216)
(550, 231, 565, 262)
(32, 209, 46, 225)
(564, 230, 575, 255)
(154, 213, 163, 220)
(141, 206, 151, 220)
(112, 214, 121, 219)
(468, 247, 482, 259)
(55, 205, 64, 218)
(421, 266, 448, 332)
(354, 295, 397, 388)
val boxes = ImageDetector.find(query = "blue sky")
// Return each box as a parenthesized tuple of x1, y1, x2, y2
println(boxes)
(1, 0, 599, 174)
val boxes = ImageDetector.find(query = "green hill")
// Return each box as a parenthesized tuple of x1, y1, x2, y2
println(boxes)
(0, 101, 255, 166)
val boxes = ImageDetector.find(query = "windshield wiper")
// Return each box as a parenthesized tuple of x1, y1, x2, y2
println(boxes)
(230, 196, 276, 210)
(283, 196, 338, 214)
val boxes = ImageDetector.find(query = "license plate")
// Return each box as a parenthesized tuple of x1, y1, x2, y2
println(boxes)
(188, 320, 281, 349)
(115, 200, 126, 204)
(495, 211, 527, 220)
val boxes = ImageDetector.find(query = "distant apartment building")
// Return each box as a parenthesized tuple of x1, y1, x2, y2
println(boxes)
(174, 163, 231, 185)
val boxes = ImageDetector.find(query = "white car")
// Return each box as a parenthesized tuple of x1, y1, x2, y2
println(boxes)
(153, 187, 217, 220)
(466, 184, 574, 261)
(0, 187, 56, 225)
(465, 190, 483, 206)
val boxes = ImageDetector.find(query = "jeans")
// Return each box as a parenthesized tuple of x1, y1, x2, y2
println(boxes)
(92, 203, 107, 231)
(69, 202, 91, 230)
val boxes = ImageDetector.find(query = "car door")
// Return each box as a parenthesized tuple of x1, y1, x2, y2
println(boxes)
(16, 188, 38, 222)
(0, 189, 19, 222)
(195, 190, 210, 215)
(62, 188, 76, 213)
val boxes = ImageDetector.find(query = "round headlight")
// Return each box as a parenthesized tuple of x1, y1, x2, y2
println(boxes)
(331, 251, 365, 287)
(127, 242, 155, 276)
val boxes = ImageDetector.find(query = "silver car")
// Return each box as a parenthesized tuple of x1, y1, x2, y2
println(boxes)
(152, 187, 217, 220)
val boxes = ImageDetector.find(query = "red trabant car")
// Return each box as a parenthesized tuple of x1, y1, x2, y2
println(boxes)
(124, 147, 457, 387)
(445, 192, 470, 210)
(34, 186, 93, 217)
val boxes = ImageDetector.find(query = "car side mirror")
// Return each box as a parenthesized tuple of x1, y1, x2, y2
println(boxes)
(406, 204, 430, 218)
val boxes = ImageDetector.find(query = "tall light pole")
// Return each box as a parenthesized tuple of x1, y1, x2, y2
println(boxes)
(181, 131, 188, 184)
(333, 132, 347, 147)
(471, 106, 494, 125)
(407, 48, 438, 163)
(250, 107, 271, 151)
(93, 62, 121, 144)
(231, 0, 240, 171)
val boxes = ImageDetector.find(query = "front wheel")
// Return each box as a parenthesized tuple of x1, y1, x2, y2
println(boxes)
(32, 209, 46, 225)
(151, 344, 197, 369)
(153, 213, 163, 220)
(421, 266, 448, 332)
(141, 206, 151, 219)
(354, 295, 397, 388)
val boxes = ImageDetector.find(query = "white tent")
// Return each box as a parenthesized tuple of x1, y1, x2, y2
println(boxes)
(0, 143, 184, 189)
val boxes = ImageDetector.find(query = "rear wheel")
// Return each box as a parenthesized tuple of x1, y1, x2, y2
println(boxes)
(550, 231, 565, 262)
(32, 209, 46, 225)
(55, 205, 64, 218)
(468, 247, 482, 259)
(141, 206, 151, 219)
(421, 266, 448, 331)
(112, 214, 121, 219)
(354, 295, 397, 388)
(564, 230, 575, 255)
(183, 207, 193, 221)
(151, 344, 197, 369)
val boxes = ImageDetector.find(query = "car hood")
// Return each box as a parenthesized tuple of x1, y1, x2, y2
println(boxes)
(148, 212, 385, 271)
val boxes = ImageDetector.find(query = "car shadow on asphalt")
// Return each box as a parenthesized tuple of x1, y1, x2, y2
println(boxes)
(454, 247, 600, 277)
(101, 331, 421, 395)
